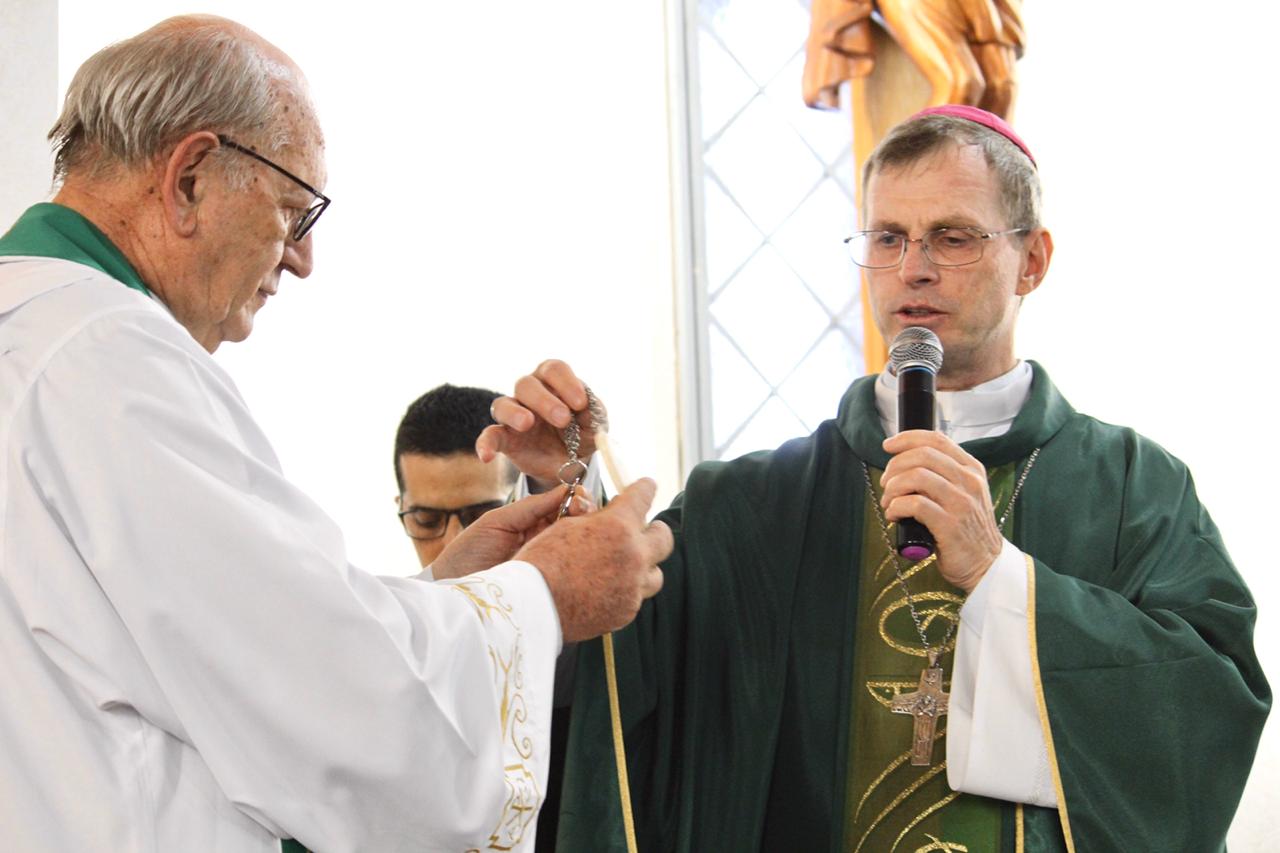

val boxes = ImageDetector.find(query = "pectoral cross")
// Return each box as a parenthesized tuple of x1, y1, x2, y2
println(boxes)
(891, 650, 949, 766)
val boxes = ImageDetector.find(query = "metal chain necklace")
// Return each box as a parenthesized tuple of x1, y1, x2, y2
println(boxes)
(859, 446, 1041, 765)
(556, 386, 608, 518)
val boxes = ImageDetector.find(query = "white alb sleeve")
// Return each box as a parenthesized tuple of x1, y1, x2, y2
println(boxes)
(947, 540, 1057, 807)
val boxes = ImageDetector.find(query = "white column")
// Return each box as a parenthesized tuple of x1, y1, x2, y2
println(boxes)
(0, 0, 57, 227)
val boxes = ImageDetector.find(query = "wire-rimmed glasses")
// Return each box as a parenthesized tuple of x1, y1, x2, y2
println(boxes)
(217, 135, 330, 241)
(844, 226, 1028, 269)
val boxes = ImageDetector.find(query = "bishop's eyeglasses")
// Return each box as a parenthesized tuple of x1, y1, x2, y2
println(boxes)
(217, 135, 330, 241)
(398, 501, 507, 541)
(844, 226, 1027, 269)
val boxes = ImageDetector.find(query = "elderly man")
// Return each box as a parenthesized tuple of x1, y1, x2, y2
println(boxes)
(0, 16, 669, 852)
(484, 107, 1271, 851)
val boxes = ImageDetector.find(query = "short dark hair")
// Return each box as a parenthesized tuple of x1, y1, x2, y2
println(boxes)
(394, 384, 506, 492)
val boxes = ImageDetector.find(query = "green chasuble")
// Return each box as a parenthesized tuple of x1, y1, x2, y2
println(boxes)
(555, 363, 1270, 853)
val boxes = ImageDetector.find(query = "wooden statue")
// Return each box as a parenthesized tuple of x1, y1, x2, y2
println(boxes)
(803, 0, 1025, 372)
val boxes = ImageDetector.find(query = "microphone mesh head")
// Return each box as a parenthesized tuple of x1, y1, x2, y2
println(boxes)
(888, 327, 943, 375)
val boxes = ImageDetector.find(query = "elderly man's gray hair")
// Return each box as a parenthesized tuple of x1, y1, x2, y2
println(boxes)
(49, 20, 296, 185)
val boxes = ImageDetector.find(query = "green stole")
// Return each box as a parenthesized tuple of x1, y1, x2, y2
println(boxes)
(0, 203, 150, 295)
(843, 463, 1018, 853)
(2, 204, 314, 853)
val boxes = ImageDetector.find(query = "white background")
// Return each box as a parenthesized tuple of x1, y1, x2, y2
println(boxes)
(1, 0, 1274, 846)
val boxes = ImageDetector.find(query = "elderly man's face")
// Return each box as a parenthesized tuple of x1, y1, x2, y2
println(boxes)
(199, 125, 325, 348)
(864, 143, 1040, 389)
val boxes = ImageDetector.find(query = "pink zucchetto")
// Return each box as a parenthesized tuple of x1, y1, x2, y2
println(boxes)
(909, 104, 1036, 168)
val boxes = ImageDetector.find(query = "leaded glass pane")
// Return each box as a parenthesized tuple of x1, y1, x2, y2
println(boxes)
(832, 148, 857, 197)
(700, 0, 809, 86)
(710, 244, 830, 386)
(769, 176, 858, 314)
(834, 299, 863, 342)
(703, 175, 765, 291)
(776, 326, 863, 431)
(762, 53, 852, 165)
(705, 94, 824, 235)
(697, 27, 759, 143)
(720, 394, 808, 459)
(708, 322, 773, 448)
(689, 0, 866, 463)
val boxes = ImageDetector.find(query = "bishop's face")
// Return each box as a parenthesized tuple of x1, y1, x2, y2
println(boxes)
(863, 143, 1048, 390)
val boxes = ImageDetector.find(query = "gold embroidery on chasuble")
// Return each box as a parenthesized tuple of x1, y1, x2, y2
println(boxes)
(842, 464, 1020, 853)
(452, 578, 540, 851)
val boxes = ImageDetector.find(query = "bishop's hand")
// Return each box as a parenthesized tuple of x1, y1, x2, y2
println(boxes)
(477, 359, 606, 490)
(879, 430, 1004, 593)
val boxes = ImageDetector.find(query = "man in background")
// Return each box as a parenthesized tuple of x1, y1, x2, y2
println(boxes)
(394, 383, 519, 568)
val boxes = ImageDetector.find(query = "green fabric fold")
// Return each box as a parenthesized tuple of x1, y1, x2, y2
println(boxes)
(555, 363, 1268, 852)
(0, 203, 150, 295)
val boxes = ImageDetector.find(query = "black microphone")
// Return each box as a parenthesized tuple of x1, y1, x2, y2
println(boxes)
(888, 327, 944, 561)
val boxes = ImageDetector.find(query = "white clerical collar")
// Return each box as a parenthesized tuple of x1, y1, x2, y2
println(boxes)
(874, 360, 1033, 443)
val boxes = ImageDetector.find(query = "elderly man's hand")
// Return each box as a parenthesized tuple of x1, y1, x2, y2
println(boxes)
(879, 430, 1004, 593)
(431, 487, 589, 581)
(476, 359, 603, 491)
(516, 478, 671, 642)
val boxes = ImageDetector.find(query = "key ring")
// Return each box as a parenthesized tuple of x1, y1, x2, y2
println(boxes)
(557, 459, 589, 486)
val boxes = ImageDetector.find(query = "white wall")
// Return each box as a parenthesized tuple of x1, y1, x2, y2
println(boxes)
(0, 0, 56, 224)
(1015, 5, 1280, 849)
(8, 0, 1275, 844)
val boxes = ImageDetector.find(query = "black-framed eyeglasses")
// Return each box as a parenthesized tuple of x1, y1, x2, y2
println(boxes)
(843, 226, 1028, 269)
(398, 500, 507, 541)
(217, 135, 330, 241)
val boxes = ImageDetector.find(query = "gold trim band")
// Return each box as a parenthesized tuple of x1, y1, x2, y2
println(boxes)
(603, 632, 639, 853)
(1024, 555, 1076, 853)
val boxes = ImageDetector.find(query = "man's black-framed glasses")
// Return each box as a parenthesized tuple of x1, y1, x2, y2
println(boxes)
(217, 135, 330, 241)
(398, 501, 507, 541)
(843, 226, 1028, 269)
